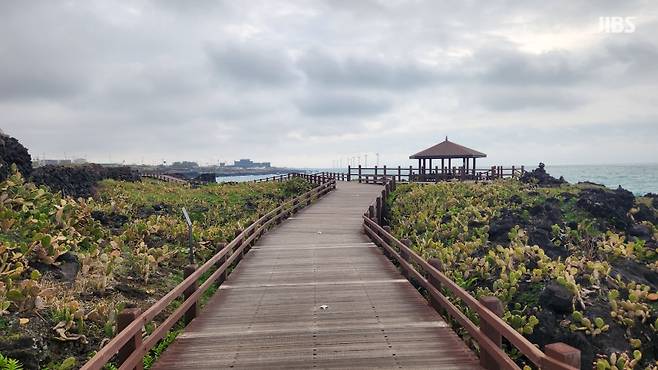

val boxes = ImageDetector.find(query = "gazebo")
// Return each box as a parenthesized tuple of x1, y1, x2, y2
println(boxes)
(409, 137, 486, 180)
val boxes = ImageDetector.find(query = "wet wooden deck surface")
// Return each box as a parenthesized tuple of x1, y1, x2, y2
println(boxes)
(153, 182, 480, 369)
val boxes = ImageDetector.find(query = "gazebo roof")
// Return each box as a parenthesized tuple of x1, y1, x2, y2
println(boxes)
(409, 137, 487, 159)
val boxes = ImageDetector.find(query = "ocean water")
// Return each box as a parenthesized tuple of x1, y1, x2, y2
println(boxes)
(544, 164, 658, 196)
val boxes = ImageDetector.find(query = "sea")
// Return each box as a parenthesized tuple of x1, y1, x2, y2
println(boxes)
(219, 164, 658, 196)
(545, 164, 658, 196)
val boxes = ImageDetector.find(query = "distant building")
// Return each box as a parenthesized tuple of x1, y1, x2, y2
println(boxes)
(34, 159, 75, 167)
(233, 159, 271, 168)
(170, 161, 199, 170)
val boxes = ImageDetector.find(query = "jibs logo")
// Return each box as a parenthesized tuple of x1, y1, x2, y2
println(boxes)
(599, 16, 636, 33)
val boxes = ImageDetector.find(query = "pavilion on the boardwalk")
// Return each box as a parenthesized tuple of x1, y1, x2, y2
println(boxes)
(409, 137, 486, 180)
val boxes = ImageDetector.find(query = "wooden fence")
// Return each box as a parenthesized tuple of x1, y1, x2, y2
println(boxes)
(346, 165, 525, 183)
(81, 174, 336, 370)
(253, 172, 350, 183)
(141, 173, 189, 184)
(252, 174, 293, 183)
(260, 167, 525, 184)
(362, 177, 581, 370)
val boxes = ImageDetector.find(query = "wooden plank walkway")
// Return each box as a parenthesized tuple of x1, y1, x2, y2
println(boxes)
(153, 182, 480, 369)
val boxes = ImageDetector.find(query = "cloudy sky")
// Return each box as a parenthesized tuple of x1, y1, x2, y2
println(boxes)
(1, 0, 657, 167)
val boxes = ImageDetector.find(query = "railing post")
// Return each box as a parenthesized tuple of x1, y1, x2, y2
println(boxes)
(397, 166, 401, 182)
(374, 166, 378, 184)
(358, 165, 362, 183)
(368, 205, 375, 220)
(383, 165, 387, 181)
(408, 166, 412, 182)
(117, 308, 143, 370)
(380, 189, 387, 224)
(292, 198, 298, 214)
(348, 165, 351, 181)
(479, 296, 503, 370)
(427, 258, 446, 315)
(543, 343, 580, 370)
(184, 264, 199, 325)
(375, 197, 382, 225)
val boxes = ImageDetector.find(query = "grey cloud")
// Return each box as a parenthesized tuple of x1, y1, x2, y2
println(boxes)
(478, 89, 587, 111)
(476, 49, 591, 87)
(603, 38, 658, 82)
(298, 50, 438, 90)
(296, 92, 391, 117)
(206, 43, 300, 87)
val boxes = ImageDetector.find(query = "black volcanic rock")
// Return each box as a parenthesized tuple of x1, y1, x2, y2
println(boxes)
(634, 204, 658, 224)
(31, 164, 139, 198)
(629, 224, 653, 241)
(539, 282, 574, 314)
(488, 209, 524, 244)
(576, 186, 634, 229)
(194, 173, 217, 183)
(0, 133, 32, 181)
(520, 163, 566, 187)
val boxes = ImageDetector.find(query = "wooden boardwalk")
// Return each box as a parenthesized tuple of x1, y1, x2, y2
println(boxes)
(153, 182, 480, 369)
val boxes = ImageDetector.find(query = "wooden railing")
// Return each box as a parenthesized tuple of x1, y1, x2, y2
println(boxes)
(362, 177, 580, 370)
(344, 165, 525, 183)
(82, 176, 337, 370)
(253, 172, 350, 183)
(252, 173, 295, 183)
(141, 173, 189, 184)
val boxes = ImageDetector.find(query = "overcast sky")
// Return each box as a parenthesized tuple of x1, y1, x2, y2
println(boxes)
(1, 0, 657, 167)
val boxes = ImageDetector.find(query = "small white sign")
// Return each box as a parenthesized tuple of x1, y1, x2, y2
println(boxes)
(182, 207, 192, 226)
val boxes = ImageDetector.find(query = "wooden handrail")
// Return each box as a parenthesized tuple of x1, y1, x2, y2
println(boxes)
(82, 175, 336, 370)
(363, 220, 519, 369)
(361, 177, 579, 370)
(141, 173, 189, 184)
(343, 165, 525, 183)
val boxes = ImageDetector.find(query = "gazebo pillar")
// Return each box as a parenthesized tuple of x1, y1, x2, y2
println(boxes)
(418, 158, 421, 174)
(429, 158, 432, 174)
(472, 158, 476, 175)
(448, 158, 451, 174)
(441, 158, 445, 175)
